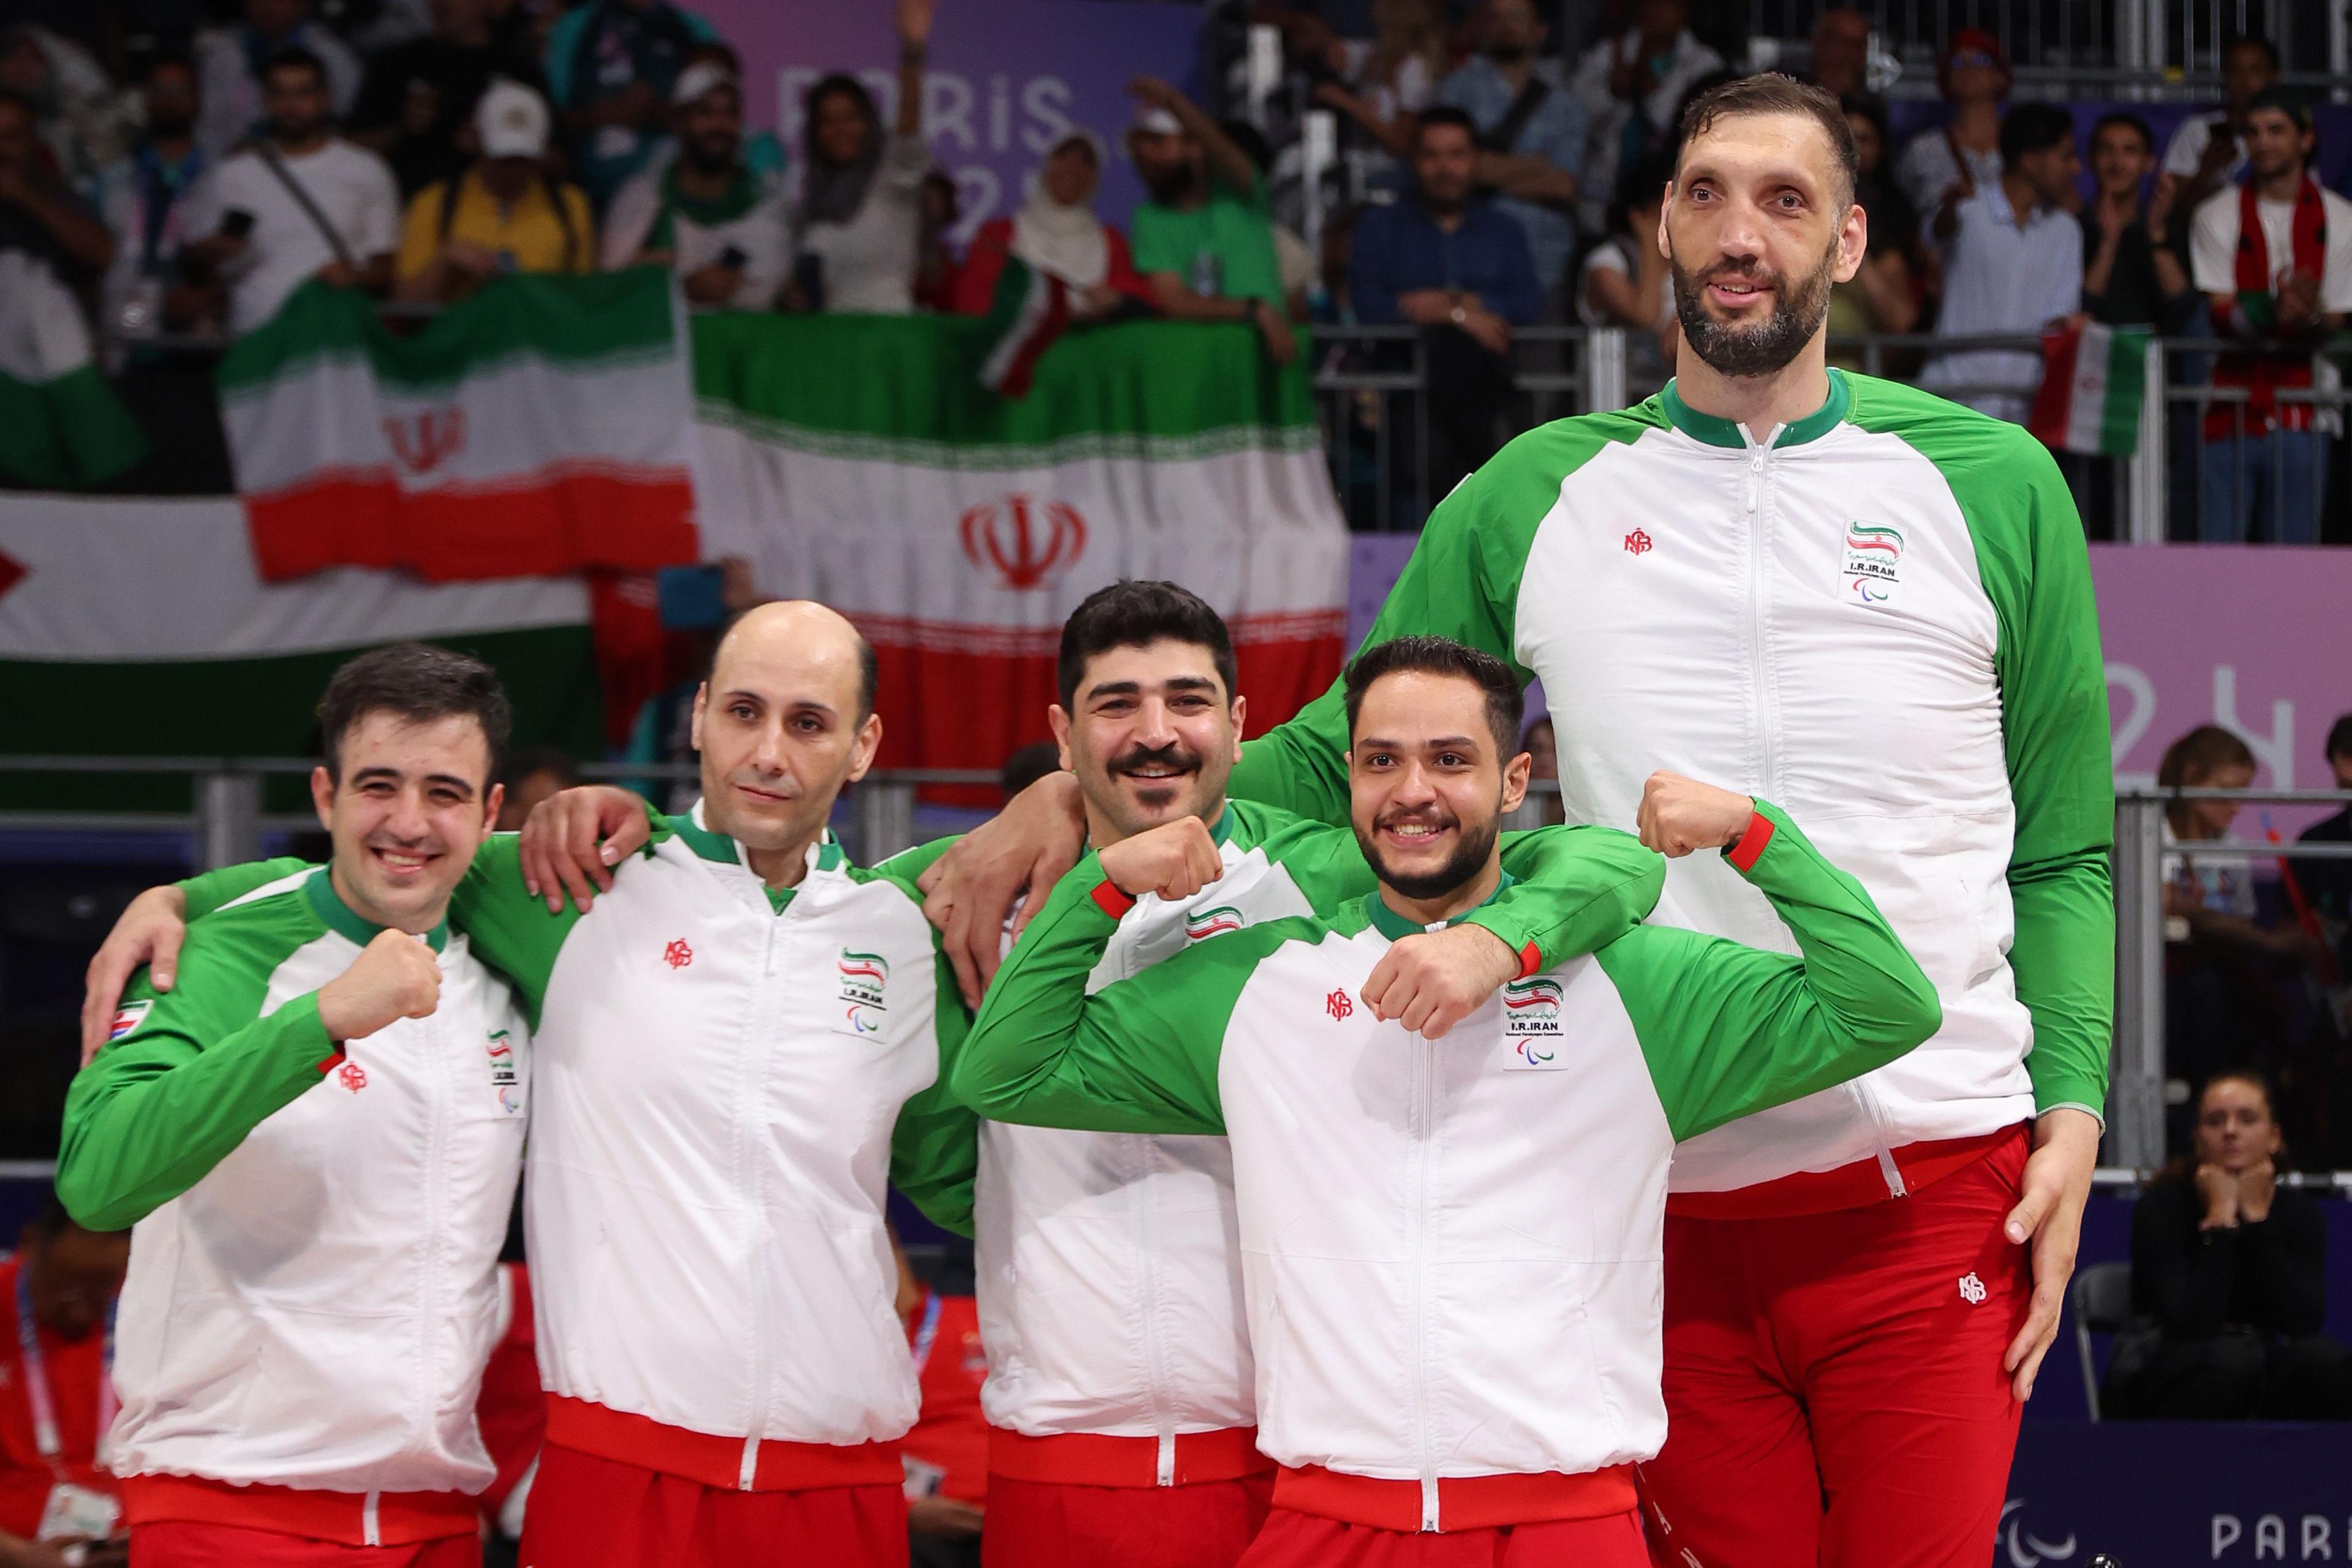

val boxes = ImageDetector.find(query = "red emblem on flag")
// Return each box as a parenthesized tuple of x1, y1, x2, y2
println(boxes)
(383, 408, 467, 474)
(337, 1062, 368, 1093)
(1623, 529, 1653, 556)
(663, 939, 693, 970)
(959, 494, 1088, 590)
(1325, 989, 1354, 1022)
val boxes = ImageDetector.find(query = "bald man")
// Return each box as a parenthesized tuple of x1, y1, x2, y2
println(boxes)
(118, 606, 980, 1568)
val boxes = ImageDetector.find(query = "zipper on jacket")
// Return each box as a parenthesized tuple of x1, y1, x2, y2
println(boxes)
(1408, 1026, 1438, 1531)
(415, 1001, 452, 1467)
(737, 913, 785, 1480)
(1134, 1139, 1177, 1484)
(1743, 442, 1776, 804)
(1850, 1078, 1908, 1198)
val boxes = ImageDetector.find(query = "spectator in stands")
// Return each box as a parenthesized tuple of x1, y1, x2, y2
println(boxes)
(1431, 0, 1586, 313)
(192, 0, 361, 163)
(946, 130, 1150, 320)
(0, 1197, 129, 1563)
(1920, 102, 2081, 424)
(350, 0, 546, 199)
(602, 61, 790, 310)
(2293, 714, 2352, 971)
(1569, 0, 1720, 251)
(2188, 89, 2351, 546)
(898, 1239, 987, 1568)
(0, 90, 115, 284)
(0, 25, 130, 194)
(395, 79, 588, 302)
(1825, 94, 1920, 369)
(1521, 714, 1564, 826)
(1803, 7, 1872, 100)
(496, 744, 583, 831)
(543, 0, 717, 211)
(790, 0, 937, 315)
(1217, 118, 1317, 320)
(676, 41, 782, 182)
(1125, 77, 1295, 363)
(181, 48, 399, 336)
(1308, 0, 1449, 175)
(1352, 105, 1538, 492)
(2082, 111, 2195, 333)
(1576, 146, 1676, 397)
(2157, 33, 2278, 236)
(2105, 1072, 2352, 1420)
(1893, 27, 2006, 219)
(92, 56, 214, 341)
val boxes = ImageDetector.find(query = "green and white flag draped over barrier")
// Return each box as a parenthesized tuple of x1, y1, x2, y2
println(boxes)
(0, 253, 147, 489)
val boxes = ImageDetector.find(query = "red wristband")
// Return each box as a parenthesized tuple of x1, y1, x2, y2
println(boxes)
(1090, 880, 1137, 918)
(1725, 811, 1775, 873)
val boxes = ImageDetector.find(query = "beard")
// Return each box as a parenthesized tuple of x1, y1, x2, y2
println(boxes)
(684, 131, 740, 175)
(1353, 807, 1501, 903)
(1670, 236, 1840, 379)
(1484, 37, 1531, 64)
(1101, 739, 1204, 819)
(1142, 162, 1197, 205)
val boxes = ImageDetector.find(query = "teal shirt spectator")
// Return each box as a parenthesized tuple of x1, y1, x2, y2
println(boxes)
(1129, 173, 1285, 309)
(545, 0, 720, 209)
(1432, 56, 1586, 304)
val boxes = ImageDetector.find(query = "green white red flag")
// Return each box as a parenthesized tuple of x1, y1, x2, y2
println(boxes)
(2030, 322, 2149, 458)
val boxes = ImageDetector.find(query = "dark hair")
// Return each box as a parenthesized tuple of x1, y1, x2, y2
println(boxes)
(1056, 581, 1237, 712)
(2158, 723, 2255, 788)
(801, 72, 877, 167)
(1415, 105, 1477, 148)
(140, 50, 196, 84)
(499, 745, 582, 793)
(2246, 85, 2313, 132)
(1219, 118, 1274, 176)
(318, 643, 513, 787)
(2324, 712, 2352, 762)
(1998, 102, 2075, 166)
(1676, 73, 1859, 209)
(2089, 111, 2154, 154)
(2224, 32, 2281, 70)
(259, 45, 328, 91)
(1611, 145, 1679, 235)
(1341, 636, 1523, 756)
(999, 740, 1063, 799)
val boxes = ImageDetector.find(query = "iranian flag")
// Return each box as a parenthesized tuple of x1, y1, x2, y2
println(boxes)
(219, 270, 699, 583)
(2030, 322, 2150, 457)
(692, 314, 1348, 774)
(0, 252, 147, 489)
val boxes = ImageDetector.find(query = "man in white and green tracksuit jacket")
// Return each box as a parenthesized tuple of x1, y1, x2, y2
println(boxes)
(60, 644, 529, 1566)
(170, 603, 979, 1568)
(956, 637, 1942, 1568)
(1219, 80, 2116, 1567)
(940, 582, 1662, 1568)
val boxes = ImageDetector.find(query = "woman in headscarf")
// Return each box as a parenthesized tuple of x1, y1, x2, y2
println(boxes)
(946, 129, 1151, 318)
(791, 0, 934, 314)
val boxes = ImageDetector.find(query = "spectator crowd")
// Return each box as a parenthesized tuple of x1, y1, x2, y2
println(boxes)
(0, 0, 2347, 542)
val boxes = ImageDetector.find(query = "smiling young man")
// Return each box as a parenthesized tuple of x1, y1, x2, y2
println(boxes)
(101, 603, 979, 1568)
(59, 643, 527, 1567)
(954, 635, 1942, 1568)
(921, 74, 2114, 1568)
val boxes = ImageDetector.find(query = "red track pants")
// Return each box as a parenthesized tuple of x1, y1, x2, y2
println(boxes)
(1642, 1131, 2032, 1568)
(982, 1473, 1274, 1567)
(1237, 1506, 1648, 1566)
(516, 1442, 906, 1568)
(130, 1525, 480, 1567)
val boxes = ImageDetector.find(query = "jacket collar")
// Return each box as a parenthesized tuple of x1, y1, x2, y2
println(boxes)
(305, 866, 449, 953)
(1364, 869, 1515, 942)
(1659, 366, 1851, 451)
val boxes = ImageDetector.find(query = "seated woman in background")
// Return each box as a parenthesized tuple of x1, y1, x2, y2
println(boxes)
(2104, 1072, 2352, 1420)
(945, 130, 1152, 319)
(1825, 94, 1921, 372)
(1577, 149, 1678, 399)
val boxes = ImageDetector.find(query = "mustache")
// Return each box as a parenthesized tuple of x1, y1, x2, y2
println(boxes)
(1694, 258, 1784, 289)
(1110, 743, 1202, 778)
(361, 834, 443, 855)
(1374, 806, 1457, 832)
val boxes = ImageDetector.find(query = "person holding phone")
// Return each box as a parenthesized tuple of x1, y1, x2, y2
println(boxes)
(599, 59, 790, 309)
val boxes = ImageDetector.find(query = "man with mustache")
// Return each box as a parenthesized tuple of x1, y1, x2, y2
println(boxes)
(922, 72, 2113, 1568)
(59, 644, 528, 1566)
(1125, 77, 1295, 364)
(954, 634, 1941, 1568)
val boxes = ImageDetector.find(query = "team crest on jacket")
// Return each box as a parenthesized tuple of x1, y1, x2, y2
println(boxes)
(486, 1029, 522, 1115)
(1841, 522, 1904, 608)
(1183, 905, 1245, 941)
(1501, 977, 1566, 1068)
(839, 950, 890, 1036)
(108, 1000, 153, 1041)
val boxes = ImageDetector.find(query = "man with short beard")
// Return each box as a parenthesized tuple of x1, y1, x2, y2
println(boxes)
(954, 634, 1940, 1568)
(922, 73, 2114, 1568)
(601, 59, 789, 307)
(1125, 77, 1295, 364)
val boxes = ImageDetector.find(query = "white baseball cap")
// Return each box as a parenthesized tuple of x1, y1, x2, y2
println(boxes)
(1131, 106, 1183, 137)
(670, 60, 738, 109)
(475, 78, 549, 159)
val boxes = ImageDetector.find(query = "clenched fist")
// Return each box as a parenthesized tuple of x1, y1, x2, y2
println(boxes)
(1636, 772, 1756, 859)
(1362, 922, 1522, 1039)
(1096, 817, 1225, 904)
(316, 929, 442, 1042)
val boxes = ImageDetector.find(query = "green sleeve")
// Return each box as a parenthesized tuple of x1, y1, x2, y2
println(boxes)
(59, 932, 340, 1231)
(1851, 383, 2116, 1120)
(1227, 410, 1659, 823)
(956, 859, 1306, 1136)
(180, 858, 307, 918)
(876, 835, 960, 888)
(888, 941, 979, 1238)
(1596, 801, 1943, 1142)
(447, 835, 581, 1019)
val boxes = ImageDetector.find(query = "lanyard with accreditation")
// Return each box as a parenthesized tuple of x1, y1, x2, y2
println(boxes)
(16, 1267, 121, 1544)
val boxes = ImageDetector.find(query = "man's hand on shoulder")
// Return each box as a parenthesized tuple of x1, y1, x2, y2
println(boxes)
(919, 772, 1088, 1009)
(316, 929, 442, 1042)
(1097, 817, 1224, 904)
(1635, 771, 1755, 859)
(518, 785, 652, 913)
(1363, 924, 1521, 1039)
(80, 884, 190, 1066)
